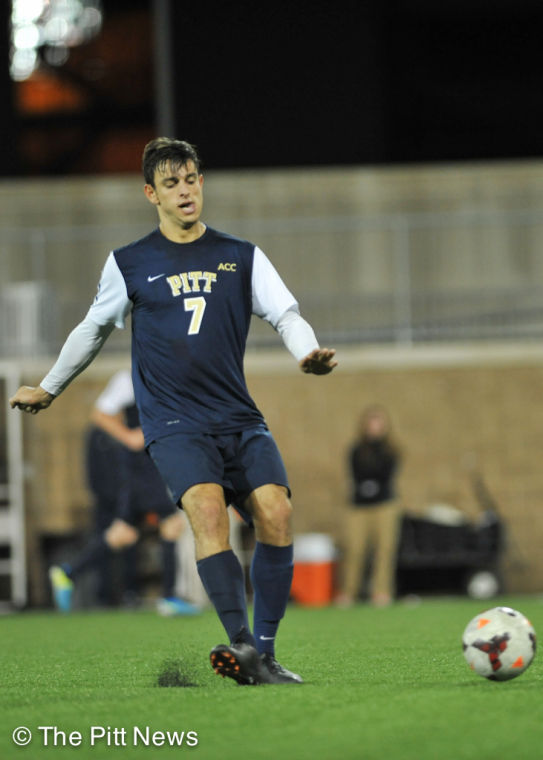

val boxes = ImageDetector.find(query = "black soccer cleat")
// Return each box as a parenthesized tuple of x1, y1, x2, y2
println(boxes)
(210, 642, 263, 685)
(259, 653, 304, 684)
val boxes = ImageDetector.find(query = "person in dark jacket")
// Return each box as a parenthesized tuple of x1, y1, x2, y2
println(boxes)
(336, 405, 402, 607)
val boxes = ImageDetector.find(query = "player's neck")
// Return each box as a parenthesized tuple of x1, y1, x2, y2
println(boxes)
(158, 219, 206, 244)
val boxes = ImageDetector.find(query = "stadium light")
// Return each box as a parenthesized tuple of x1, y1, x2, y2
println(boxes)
(10, 0, 103, 81)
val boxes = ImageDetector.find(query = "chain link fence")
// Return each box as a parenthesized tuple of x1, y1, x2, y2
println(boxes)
(1, 209, 543, 356)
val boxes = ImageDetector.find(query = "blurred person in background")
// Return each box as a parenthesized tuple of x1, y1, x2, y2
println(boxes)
(336, 405, 402, 607)
(49, 369, 200, 617)
(82, 374, 136, 608)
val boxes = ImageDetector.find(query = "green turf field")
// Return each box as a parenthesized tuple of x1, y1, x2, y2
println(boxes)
(1, 596, 542, 760)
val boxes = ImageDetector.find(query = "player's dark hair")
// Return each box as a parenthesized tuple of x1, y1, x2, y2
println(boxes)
(142, 137, 201, 186)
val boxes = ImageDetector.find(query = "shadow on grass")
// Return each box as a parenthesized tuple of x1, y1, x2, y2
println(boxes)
(156, 658, 199, 688)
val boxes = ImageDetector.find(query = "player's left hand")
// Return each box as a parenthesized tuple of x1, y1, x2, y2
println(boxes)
(299, 348, 337, 375)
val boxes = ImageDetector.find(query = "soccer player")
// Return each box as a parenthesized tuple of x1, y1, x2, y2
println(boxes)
(10, 137, 337, 685)
(49, 368, 200, 617)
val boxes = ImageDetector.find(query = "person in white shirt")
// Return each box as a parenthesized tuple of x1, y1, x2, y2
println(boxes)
(49, 369, 199, 617)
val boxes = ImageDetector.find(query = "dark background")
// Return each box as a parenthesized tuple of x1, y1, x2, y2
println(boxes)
(2, 0, 543, 175)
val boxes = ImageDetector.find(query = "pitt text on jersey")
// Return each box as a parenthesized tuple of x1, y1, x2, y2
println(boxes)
(166, 271, 218, 297)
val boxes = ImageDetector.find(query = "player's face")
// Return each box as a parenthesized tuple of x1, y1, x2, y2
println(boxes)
(145, 160, 204, 230)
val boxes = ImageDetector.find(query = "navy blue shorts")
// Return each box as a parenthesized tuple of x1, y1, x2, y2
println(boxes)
(148, 425, 290, 520)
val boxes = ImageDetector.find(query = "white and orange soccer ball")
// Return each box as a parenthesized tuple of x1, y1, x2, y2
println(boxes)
(462, 606, 536, 681)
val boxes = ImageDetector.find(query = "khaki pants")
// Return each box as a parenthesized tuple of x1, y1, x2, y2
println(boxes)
(340, 501, 401, 601)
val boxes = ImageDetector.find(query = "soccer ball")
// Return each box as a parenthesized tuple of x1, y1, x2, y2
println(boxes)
(462, 606, 536, 681)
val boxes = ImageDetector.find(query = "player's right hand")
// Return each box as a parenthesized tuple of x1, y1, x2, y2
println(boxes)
(9, 385, 55, 414)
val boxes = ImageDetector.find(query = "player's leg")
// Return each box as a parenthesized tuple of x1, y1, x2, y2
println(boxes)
(112, 465, 146, 606)
(93, 498, 117, 607)
(49, 428, 121, 612)
(244, 483, 294, 655)
(182, 483, 254, 643)
(158, 512, 185, 598)
(156, 512, 199, 616)
(49, 520, 124, 612)
(243, 483, 302, 684)
(182, 482, 265, 684)
(147, 432, 266, 684)
(223, 426, 301, 683)
(85, 427, 123, 606)
(227, 425, 293, 657)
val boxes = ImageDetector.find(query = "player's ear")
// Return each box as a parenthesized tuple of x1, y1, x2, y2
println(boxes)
(143, 183, 160, 206)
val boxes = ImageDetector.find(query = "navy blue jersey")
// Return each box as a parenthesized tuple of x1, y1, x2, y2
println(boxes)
(86, 226, 299, 443)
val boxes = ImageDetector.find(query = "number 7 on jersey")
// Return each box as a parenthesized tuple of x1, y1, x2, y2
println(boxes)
(184, 296, 206, 335)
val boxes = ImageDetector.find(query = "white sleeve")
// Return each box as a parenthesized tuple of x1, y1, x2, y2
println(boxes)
(251, 246, 298, 328)
(276, 307, 319, 361)
(40, 315, 115, 396)
(87, 251, 132, 328)
(94, 369, 135, 415)
(251, 246, 319, 360)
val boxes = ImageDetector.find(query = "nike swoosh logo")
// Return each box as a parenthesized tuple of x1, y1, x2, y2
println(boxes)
(259, 636, 275, 640)
(147, 273, 165, 282)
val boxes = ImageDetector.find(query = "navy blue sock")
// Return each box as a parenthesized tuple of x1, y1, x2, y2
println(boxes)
(160, 539, 177, 598)
(197, 550, 255, 646)
(250, 542, 294, 656)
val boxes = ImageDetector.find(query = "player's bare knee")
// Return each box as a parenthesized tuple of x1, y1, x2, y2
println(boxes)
(106, 521, 138, 549)
(252, 492, 293, 545)
(268, 498, 293, 528)
(183, 493, 229, 540)
(181, 485, 231, 558)
(195, 500, 229, 536)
